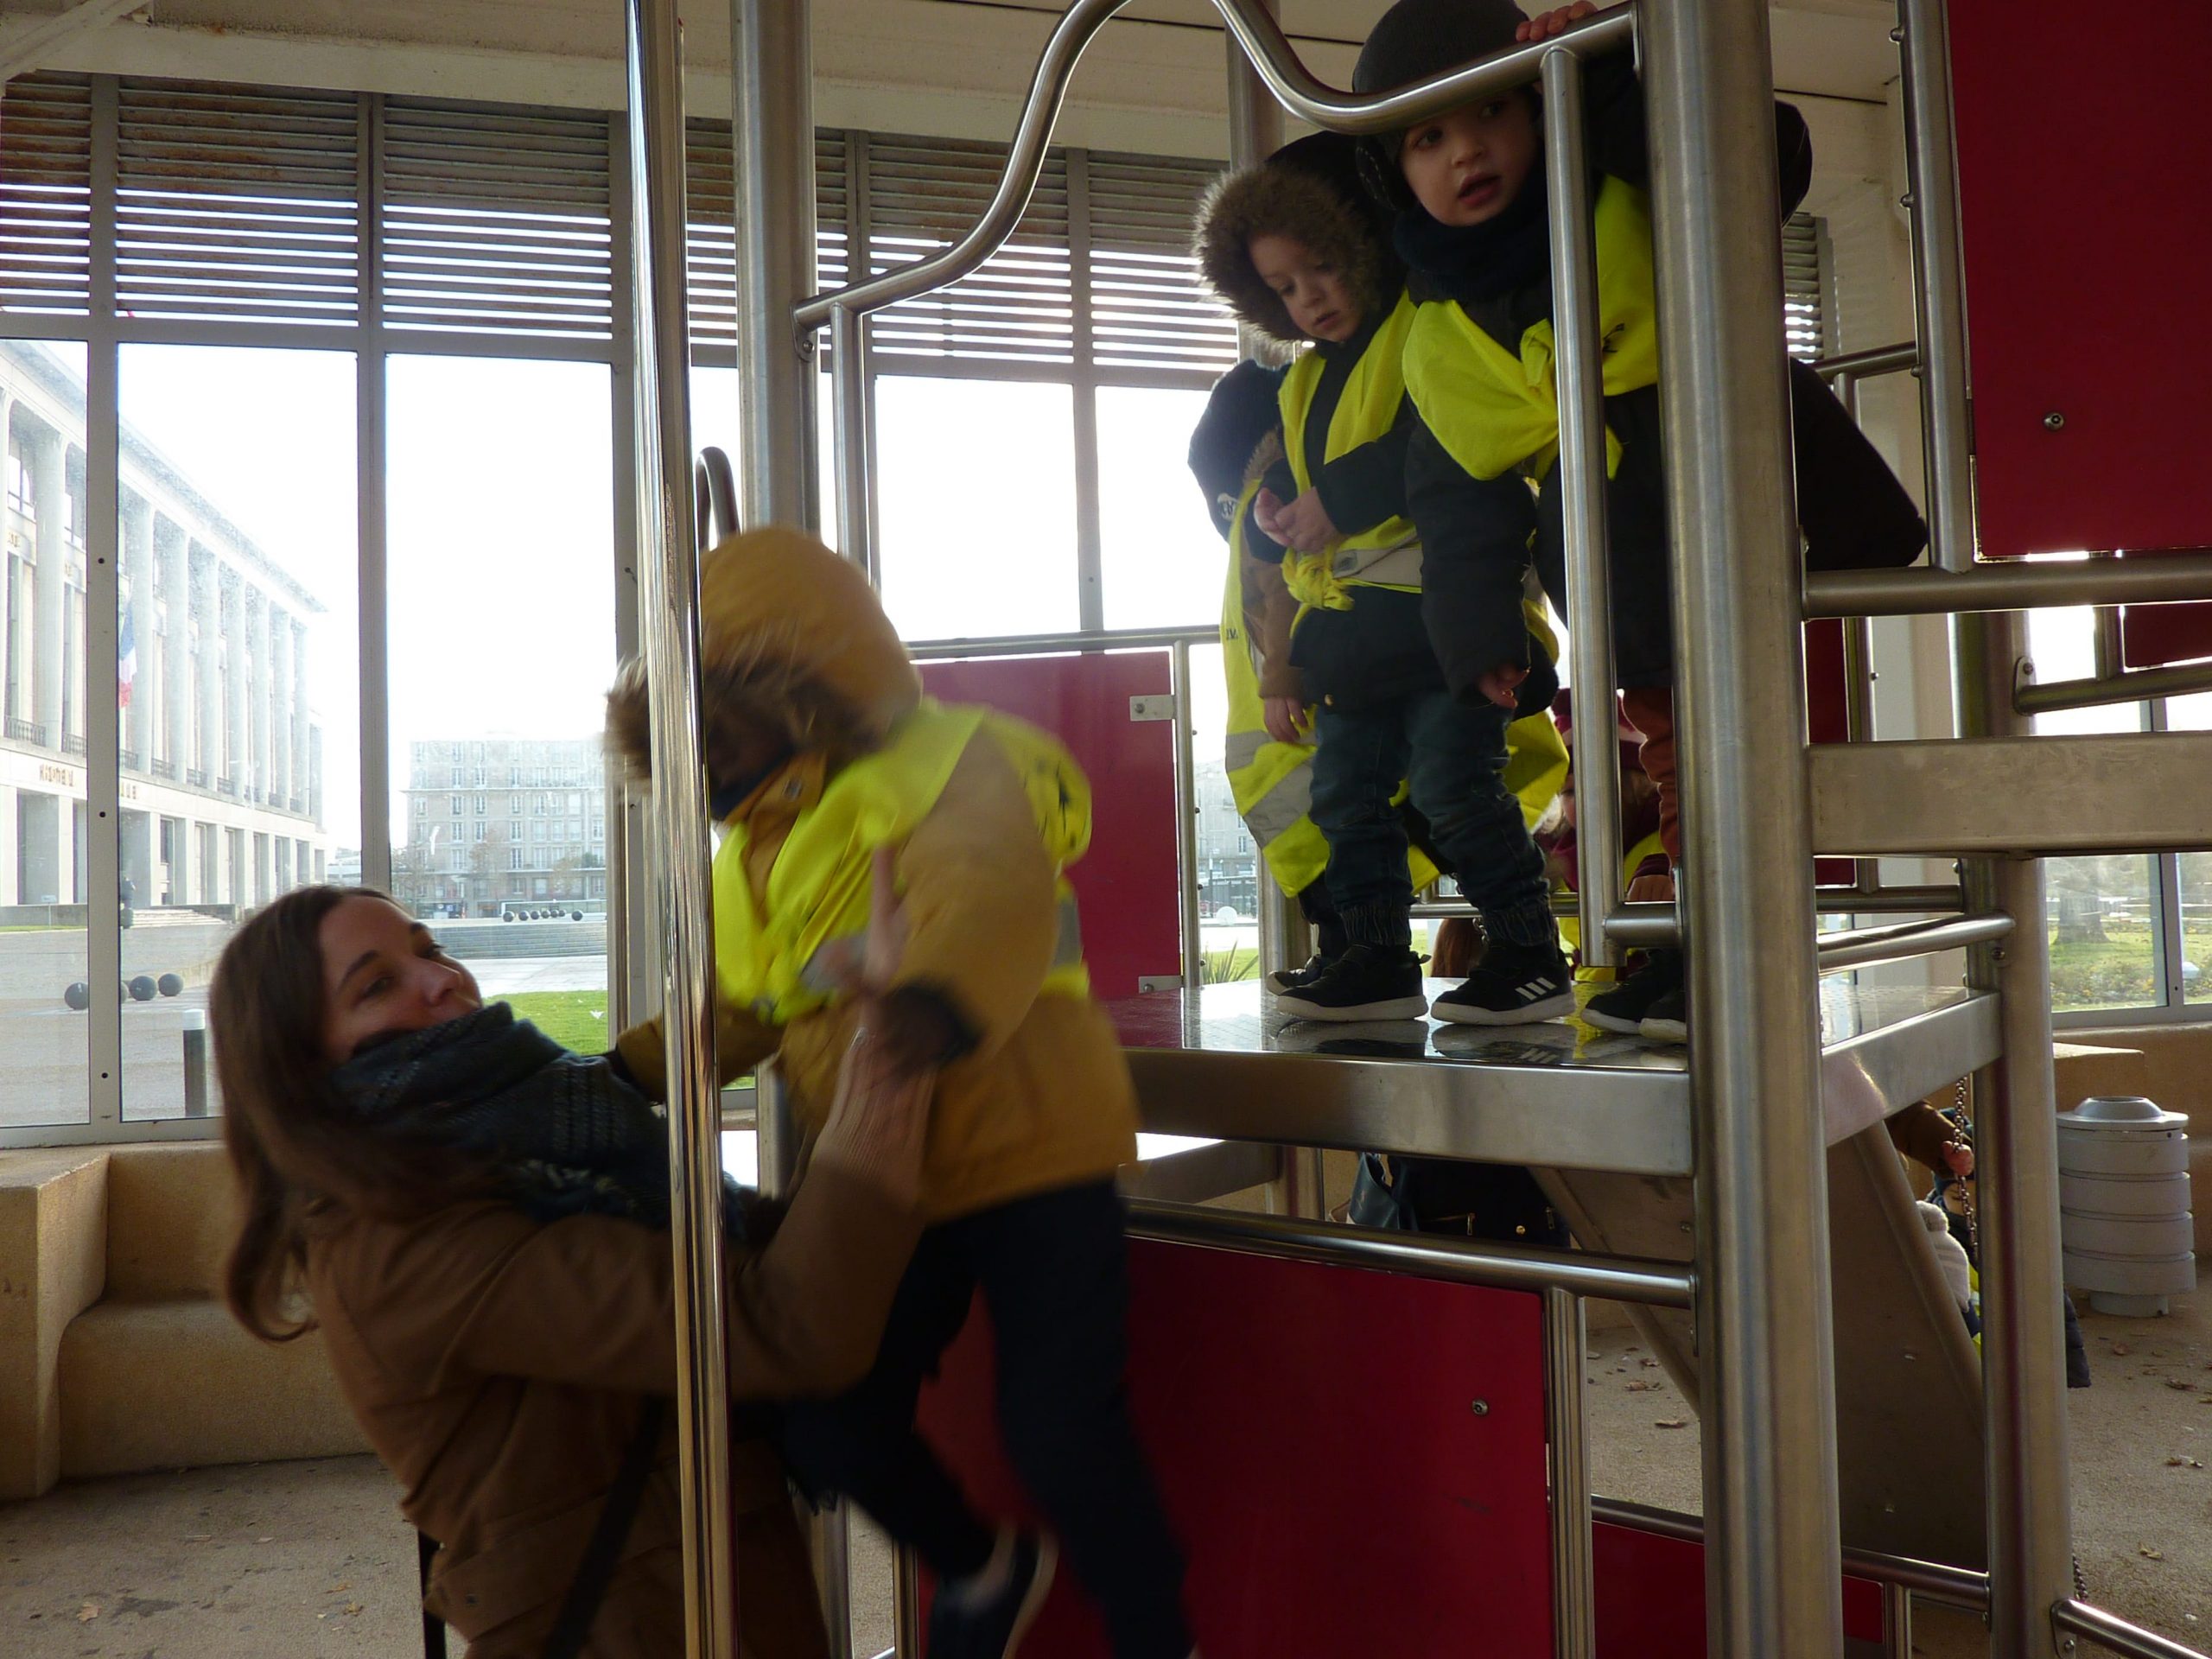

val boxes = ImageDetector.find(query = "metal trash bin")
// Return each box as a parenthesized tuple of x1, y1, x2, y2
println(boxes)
(2056, 1094, 2196, 1317)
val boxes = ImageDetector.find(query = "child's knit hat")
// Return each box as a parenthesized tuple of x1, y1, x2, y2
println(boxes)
(1351, 0, 1533, 212)
(1187, 359, 1286, 541)
(1192, 131, 1401, 354)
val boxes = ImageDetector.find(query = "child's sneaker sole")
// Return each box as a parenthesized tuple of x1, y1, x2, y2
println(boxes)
(1639, 1014, 1688, 1044)
(1432, 989, 1575, 1027)
(1274, 991, 1432, 1023)
(998, 1537, 1058, 1659)
(1580, 1005, 1646, 1035)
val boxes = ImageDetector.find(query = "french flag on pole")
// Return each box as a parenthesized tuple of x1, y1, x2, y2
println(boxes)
(118, 610, 137, 709)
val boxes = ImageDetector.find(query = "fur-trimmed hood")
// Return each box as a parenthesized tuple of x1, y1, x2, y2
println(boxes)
(1193, 132, 1399, 352)
(606, 525, 920, 785)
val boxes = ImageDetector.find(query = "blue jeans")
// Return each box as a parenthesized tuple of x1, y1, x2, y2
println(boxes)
(1310, 690, 1551, 949)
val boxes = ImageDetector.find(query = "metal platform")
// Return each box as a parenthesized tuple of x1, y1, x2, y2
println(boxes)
(1109, 978, 2001, 1178)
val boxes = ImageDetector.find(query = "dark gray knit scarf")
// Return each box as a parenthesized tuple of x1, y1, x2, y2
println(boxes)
(328, 1003, 752, 1234)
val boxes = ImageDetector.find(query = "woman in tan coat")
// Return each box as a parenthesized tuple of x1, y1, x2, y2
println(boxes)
(211, 881, 931, 1658)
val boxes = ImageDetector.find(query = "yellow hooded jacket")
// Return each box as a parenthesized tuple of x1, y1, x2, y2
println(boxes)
(612, 528, 1139, 1221)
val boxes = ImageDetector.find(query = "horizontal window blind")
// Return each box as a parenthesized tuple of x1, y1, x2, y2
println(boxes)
(0, 73, 92, 315)
(1783, 213, 1827, 362)
(379, 99, 612, 340)
(684, 122, 848, 349)
(867, 136, 1072, 365)
(1086, 149, 1236, 375)
(116, 79, 359, 327)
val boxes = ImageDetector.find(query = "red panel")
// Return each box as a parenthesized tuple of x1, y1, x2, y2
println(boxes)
(918, 654, 1179, 1000)
(2122, 600, 2212, 671)
(1594, 1523, 1886, 1654)
(1950, 0, 2212, 558)
(1804, 620, 1854, 887)
(915, 1239, 1555, 1657)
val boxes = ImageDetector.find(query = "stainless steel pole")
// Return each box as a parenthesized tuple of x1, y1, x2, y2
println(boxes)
(830, 303, 875, 582)
(733, 0, 817, 526)
(623, 4, 734, 1656)
(1171, 639, 1205, 988)
(734, 0, 814, 1189)
(1542, 45, 1624, 970)
(1226, 0, 1309, 987)
(1640, 1, 1844, 1653)
(1897, 0, 1975, 573)
(1544, 1288, 1595, 1659)
(1955, 608, 2075, 1658)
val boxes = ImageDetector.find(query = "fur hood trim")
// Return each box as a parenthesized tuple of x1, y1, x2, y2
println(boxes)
(1194, 142, 1395, 351)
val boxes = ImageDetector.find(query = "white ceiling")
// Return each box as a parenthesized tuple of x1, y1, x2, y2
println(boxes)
(0, 0, 1906, 157)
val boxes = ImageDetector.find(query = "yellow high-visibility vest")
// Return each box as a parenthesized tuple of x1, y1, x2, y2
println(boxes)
(713, 700, 1090, 1027)
(1221, 484, 1567, 896)
(1403, 176, 1660, 484)
(1277, 291, 1424, 614)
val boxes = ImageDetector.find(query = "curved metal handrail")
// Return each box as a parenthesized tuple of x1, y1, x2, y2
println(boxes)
(791, 0, 1634, 330)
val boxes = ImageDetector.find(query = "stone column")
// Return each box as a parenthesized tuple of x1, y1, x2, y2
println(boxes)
(267, 605, 290, 812)
(156, 518, 189, 779)
(245, 589, 269, 804)
(191, 546, 218, 785)
(121, 488, 155, 771)
(28, 421, 65, 747)
(221, 569, 246, 791)
(291, 618, 309, 814)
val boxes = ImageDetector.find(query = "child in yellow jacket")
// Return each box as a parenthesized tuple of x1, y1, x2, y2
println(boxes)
(608, 528, 1190, 1659)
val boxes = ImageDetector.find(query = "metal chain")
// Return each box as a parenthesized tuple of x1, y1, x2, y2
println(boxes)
(1948, 1077, 1979, 1260)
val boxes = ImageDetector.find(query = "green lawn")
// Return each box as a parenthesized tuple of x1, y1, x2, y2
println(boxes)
(2049, 925, 2211, 1012)
(505, 988, 613, 1052)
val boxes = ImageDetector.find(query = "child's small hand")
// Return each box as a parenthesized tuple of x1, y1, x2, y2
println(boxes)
(1942, 1141, 1976, 1180)
(1253, 487, 1288, 543)
(1517, 1, 1597, 42)
(1263, 696, 1309, 745)
(1275, 489, 1340, 556)
(1475, 664, 1529, 710)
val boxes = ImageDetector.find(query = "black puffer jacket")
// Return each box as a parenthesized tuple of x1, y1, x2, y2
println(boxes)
(1387, 60, 1925, 695)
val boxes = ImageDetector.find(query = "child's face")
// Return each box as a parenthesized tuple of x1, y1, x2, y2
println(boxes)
(1247, 233, 1361, 344)
(1399, 93, 1541, 228)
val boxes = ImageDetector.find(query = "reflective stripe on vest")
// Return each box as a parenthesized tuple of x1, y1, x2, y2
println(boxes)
(1279, 292, 1422, 613)
(713, 700, 1092, 1027)
(1403, 176, 1660, 484)
(1218, 509, 1564, 896)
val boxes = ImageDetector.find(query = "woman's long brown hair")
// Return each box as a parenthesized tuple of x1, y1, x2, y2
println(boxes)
(213, 886, 493, 1342)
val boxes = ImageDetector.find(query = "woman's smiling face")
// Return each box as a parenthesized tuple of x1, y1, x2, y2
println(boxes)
(318, 894, 482, 1064)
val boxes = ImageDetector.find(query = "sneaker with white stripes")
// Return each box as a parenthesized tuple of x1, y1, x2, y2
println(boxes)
(1430, 937, 1574, 1027)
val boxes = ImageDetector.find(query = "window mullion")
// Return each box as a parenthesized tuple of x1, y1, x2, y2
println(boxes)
(1069, 148, 1103, 633)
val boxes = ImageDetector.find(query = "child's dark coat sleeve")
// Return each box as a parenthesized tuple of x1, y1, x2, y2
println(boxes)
(1405, 410, 1541, 697)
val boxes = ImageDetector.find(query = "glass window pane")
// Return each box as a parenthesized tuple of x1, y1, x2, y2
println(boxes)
(1097, 385, 1224, 632)
(111, 346, 359, 1122)
(388, 357, 613, 1049)
(2047, 855, 2161, 1014)
(2170, 692, 2212, 1003)
(1186, 640, 1259, 982)
(874, 376, 1077, 641)
(689, 365, 839, 547)
(3, 340, 91, 1130)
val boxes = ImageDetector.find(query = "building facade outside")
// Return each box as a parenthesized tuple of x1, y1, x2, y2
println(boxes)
(2, 342, 329, 918)
(1192, 757, 1258, 920)
(395, 736, 607, 918)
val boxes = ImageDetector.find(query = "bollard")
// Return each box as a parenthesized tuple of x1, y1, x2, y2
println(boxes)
(181, 1009, 210, 1118)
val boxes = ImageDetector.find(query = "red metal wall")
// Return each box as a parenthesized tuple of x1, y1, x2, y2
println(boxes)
(912, 1239, 1888, 1655)
(1951, 0, 2212, 563)
(917, 1241, 1555, 1657)
(919, 654, 1181, 1000)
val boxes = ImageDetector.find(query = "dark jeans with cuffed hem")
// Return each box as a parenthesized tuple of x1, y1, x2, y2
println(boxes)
(777, 1181, 1191, 1659)
(1311, 690, 1552, 951)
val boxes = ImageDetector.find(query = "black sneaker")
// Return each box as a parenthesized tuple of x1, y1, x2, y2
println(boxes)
(1263, 953, 1336, 996)
(1581, 950, 1683, 1035)
(1273, 944, 1428, 1022)
(1431, 936, 1574, 1027)
(1639, 984, 1688, 1045)
(928, 1530, 1058, 1659)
